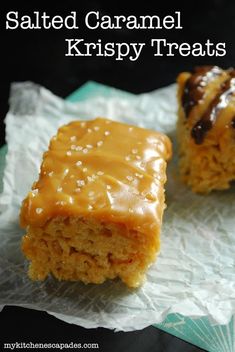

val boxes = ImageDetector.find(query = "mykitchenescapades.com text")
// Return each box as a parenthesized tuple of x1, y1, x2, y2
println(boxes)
(3, 341, 99, 350)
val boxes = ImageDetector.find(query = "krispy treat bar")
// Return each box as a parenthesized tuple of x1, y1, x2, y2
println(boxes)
(177, 66, 235, 193)
(20, 118, 172, 288)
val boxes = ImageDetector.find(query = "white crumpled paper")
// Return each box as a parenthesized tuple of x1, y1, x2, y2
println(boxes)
(0, 82, 234, 331)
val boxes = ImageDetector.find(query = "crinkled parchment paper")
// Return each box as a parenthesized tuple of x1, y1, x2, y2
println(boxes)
(0, 82, 234, 331)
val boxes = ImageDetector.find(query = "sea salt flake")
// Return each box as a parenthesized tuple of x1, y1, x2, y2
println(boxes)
(126, 175, 133, 181)
(31, 189, 38, 196)
(97, 171, 104, 176)
(135, 173, 143, 179)
(77, 180, 85, 187)
(36, 207, 43, 214)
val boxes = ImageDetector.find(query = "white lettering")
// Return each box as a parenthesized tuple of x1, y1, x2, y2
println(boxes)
(130, 43, 145, 61)
(216, 43, 226, 56)
(6, 11, 19, 29)
(21, 15, 34, 29)
(151, 39, 166, 56)
(52, 15, 64, 29)
(175, 11, 183, 29)
(163, 15, 175, 29)
(85, 11, 99, 29)
(64, 11, 78, 29)
(65, 39, 84, 56)
(104, 43, 115, 57)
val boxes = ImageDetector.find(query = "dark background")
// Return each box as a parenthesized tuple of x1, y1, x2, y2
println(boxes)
(1, 0, 234, 350)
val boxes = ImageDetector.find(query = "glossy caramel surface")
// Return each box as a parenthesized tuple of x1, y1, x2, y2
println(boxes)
(20, 118, 172, 235)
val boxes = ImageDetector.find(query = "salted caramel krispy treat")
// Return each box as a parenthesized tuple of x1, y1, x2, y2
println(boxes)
(20, 118, 171, 288)
(177, 66, 235, 194)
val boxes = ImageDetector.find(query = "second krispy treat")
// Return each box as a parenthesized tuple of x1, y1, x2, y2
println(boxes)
(20, 118, 172, 288)
(177, 66, 235, 194)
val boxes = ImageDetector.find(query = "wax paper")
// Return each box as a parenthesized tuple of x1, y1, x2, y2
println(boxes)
(0, 81, 234, 331)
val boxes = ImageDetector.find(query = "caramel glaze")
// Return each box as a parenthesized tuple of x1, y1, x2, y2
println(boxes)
(191, 70, 235, 144)
(20, 118, 172, 236)
(182, 66, 223, 117)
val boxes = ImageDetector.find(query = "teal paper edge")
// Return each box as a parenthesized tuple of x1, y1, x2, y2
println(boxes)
(67, 81, 110, 102)
(67, 80, 133, 103)
(0, 81, 234, 352)
(154, 314, 234, 352)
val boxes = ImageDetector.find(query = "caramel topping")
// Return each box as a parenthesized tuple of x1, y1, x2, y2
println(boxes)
(182, 66, 222, 117)
(191, 70, 235, 144)
(20, 118, 172, 235)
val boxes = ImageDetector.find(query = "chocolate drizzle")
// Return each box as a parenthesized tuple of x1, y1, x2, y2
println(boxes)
(182, 66, 222, 117)
(191, 70, 235, 144)
(231, 116, 235, 129)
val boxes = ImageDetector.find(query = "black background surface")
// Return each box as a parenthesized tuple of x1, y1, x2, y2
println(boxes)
(1, 0, 234, 350)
